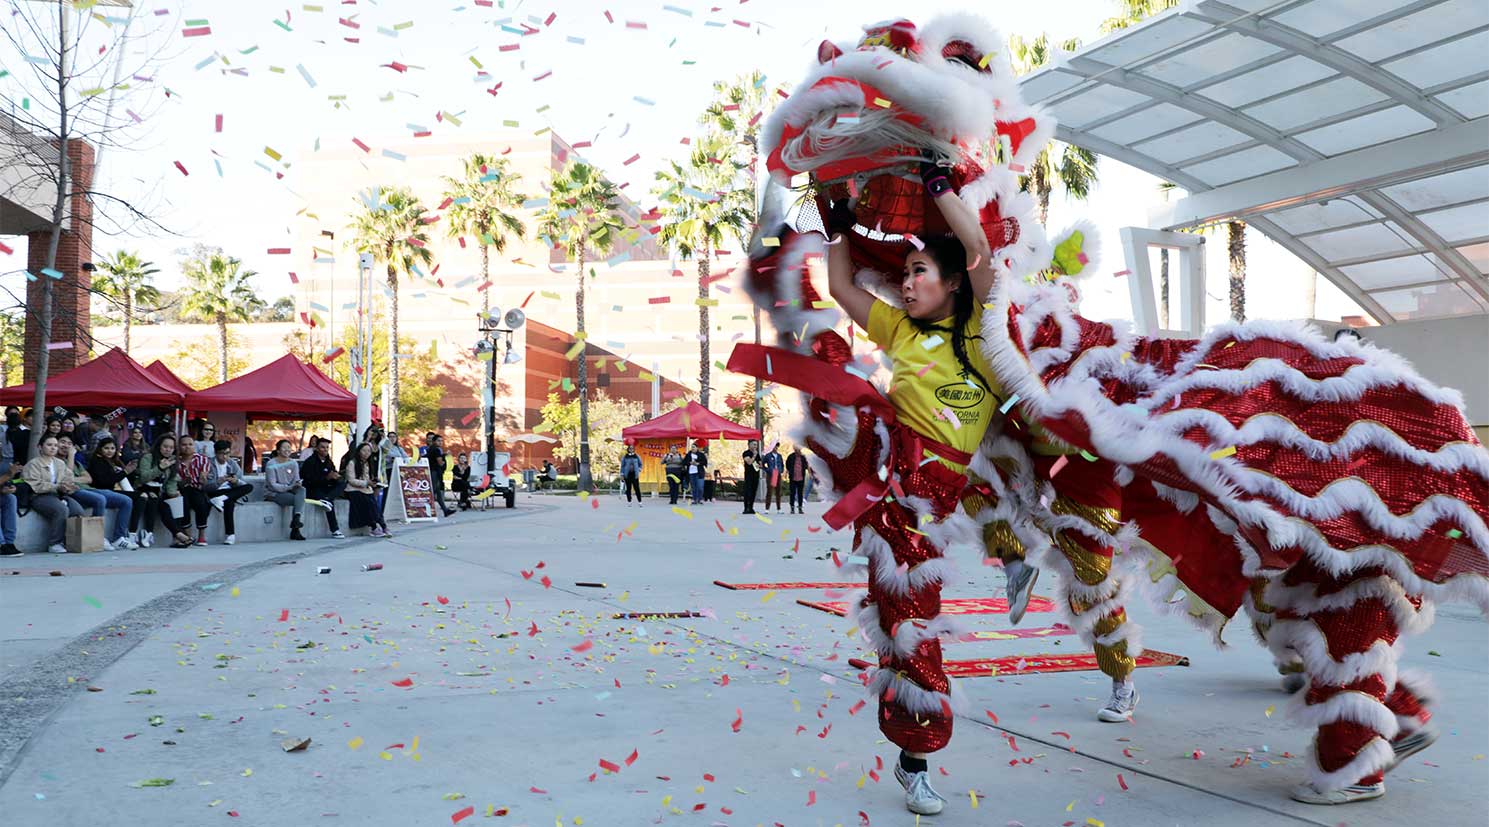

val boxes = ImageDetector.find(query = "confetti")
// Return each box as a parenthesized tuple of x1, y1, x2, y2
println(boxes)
(1210, 446, 1237, 460)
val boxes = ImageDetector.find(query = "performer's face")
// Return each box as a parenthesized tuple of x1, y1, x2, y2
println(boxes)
(901, 250, 959, 320)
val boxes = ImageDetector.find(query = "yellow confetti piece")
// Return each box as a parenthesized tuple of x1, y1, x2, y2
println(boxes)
(810, 300, 835, 309)
(754, 513, 774, 525)
(1210, 445, 1237, 460)
(1066, 800, 1076, 812)
(347, 737, 364, 750)
(873, 96, 892, 108)
(1264, 704, 1276, 718)
(761, 590, 776, 603)
(379, 751, 393, 760)
(762, 237, 780, 247)
(695, 298, 719, 307)
(1087, 819, 1105, 827)
(970, 790, 979, 808)
(230, 586, 240, 597)
(241, 768, 253, 777)
(978, 52, 994, 69)
(264, 146, 282, 161)
(671, 506, 693, 519)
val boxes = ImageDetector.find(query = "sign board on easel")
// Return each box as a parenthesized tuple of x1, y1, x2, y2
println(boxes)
(389, 458, 438, 524)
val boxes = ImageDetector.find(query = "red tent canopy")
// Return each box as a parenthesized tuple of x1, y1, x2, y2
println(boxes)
(621, 401, 761, 442)
(0, 348, 186, 409)
(144, 360, 195, 394)
(185, 354, 356, 420)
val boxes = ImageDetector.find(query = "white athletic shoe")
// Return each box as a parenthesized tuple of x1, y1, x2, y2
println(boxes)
(211, 496, 226, 512)
(330, 530, 345, 539)
(101, 537, 116, 551)
(117, 536, 139, 550)
(223, 534, 236, 546)
(1385, 723, 1439, 773)
(1098, 679, 1139, 722)
(894, 764, 947, 815)
(1005, 560, 1040, 626)
(139, 530, 154, 548)
(48, 543, 69, 554)
(1290, 781, 1384, 804)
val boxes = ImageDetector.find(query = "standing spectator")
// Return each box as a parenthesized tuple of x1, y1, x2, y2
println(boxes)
(0, 407, 15, 473)
(192, 420, 217, 457)
(683, 441, 708, 505)
(301, 438, 346, 539)
(378, 429, 407, 518)
(299, 435, 319, 461)
(1, 464, 20, 557)
(241, 435, 257, 474)
(86, 437, 141, 549)
(740, 440, 761, 515)
(59, 435, 130, 550)
(21, 434, 85, 554)
(428, 434, 453, 517)
(73, 414, 96, 451)
(137, 433, 192, 547)
(119, 423, 148, 467)
(786, 445, 809, 515)
(662, 444, 684, 505)
(804, 466, 818, 503)
(177, 438, 214, 546)
(620, 443, 643, 506)
(451, 452, 473, 510)
(762, 443, 784, 513)
(343, 441, 391, 537)
(263, 439, 307, 541)
(4, 406, 29, 466)
(205, 440, 254, 545)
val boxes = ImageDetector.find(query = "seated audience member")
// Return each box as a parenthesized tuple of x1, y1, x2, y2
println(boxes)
(301, 438, 346, 538)
(86, 437, 141, 550)
(263, 439, 308, 541)
(204, 440, 255, 545)
(343, 441, 391, 538)
(21, 434, 86, 554)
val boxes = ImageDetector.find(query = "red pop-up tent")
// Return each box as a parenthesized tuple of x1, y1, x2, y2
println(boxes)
(185, 354, 356, 420)
(621, 402, 762, 442)
(0, 348, 186, 409)
(144, 360, 195, 394)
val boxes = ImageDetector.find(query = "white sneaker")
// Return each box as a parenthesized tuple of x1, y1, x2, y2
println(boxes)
(211, 496, 226, 512)
(1385, 723, 1439, 773)
(1290, 781, 1384, 804)
(1005, 560, 1040, 626)
(223, 534, 236, 546)
(139, 530, 154, 548)
(117, 536, 139, 550)
(1098, 679, 1139, 722)
(894, 764, 946, 815)
(48, 543, 69, 554)
(101, 537, 116, 551)
(330, 530, 345, 539)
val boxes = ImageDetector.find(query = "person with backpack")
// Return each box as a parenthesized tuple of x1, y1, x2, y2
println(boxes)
(620, 443, 643, 506)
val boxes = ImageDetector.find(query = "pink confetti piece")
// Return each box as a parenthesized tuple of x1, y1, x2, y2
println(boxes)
(1048, 456, 1068, 478)
(173, 160, 188, 176)
(1112, 269, 1130, 278)
(450, 805, 474, 824)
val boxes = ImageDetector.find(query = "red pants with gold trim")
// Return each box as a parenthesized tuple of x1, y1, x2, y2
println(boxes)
(1036, 456, 1136, 682)
(1269, 557, 1435, 789)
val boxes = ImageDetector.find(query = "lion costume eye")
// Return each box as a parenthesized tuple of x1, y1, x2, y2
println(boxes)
(941, 39, 990, 72)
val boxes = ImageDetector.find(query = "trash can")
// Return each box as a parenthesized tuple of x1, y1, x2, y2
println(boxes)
(522, 468, 537, 491)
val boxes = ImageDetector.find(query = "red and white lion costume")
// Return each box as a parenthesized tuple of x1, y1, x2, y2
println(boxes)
(727, 13, 1489, 797)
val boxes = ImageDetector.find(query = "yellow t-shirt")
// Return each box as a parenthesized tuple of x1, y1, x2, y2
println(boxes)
(867, 299, 1001, 460)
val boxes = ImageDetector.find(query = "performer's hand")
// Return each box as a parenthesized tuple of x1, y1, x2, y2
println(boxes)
(825, 199, 856, 237)
(919, 159, 953, 198)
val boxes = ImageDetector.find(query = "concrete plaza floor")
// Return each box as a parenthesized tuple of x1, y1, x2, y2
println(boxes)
(1, 491, 1485, 826)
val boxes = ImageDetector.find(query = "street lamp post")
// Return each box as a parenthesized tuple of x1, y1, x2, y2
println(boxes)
(475, 307, 525, 478)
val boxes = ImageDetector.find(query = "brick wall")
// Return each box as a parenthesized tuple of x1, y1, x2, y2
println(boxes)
(22, 140, 95, 381)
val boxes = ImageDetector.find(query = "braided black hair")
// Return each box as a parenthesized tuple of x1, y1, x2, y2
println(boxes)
(904, 235, 992, 394)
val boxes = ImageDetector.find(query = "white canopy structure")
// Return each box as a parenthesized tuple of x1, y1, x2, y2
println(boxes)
(1019, 0, 1489, 326)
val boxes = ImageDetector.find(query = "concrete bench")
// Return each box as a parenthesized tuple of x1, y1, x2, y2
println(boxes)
(12, 497, 352, 551)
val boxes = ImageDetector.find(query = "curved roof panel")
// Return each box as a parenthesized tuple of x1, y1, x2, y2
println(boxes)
(1019, 0, 1489, 323)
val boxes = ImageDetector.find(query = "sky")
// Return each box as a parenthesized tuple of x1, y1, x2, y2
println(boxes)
(0, 0, 1362, 327)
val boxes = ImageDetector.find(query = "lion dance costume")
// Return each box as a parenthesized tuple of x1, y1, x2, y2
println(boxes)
(726, 13, 1489, 799)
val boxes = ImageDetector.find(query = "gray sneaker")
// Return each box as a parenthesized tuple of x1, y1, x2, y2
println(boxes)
(1290, 781, 1384, 804)
(1097, 679, 1139, 722)
(1005, 561, 1040, 626)
(894, 764, 947, 815)
(1385, 723, 1438, 773)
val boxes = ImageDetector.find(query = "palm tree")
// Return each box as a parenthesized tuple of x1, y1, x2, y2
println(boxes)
(1101, 0, 1180, 33)
(534, 161, 625, 492)
(180, 246, 266, 383)
(93, 250, 161, 354)
(441, 154, 527, 314)
(1227, 219, 1247, 322)
(654, 134, 752, 409)
(700, 71, 773, 432)
(349, 186, 434, 428)
(1008, 33, 1099, 226)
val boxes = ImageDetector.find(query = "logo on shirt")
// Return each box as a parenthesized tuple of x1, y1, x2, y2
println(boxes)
(935, 381, 986, 410)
